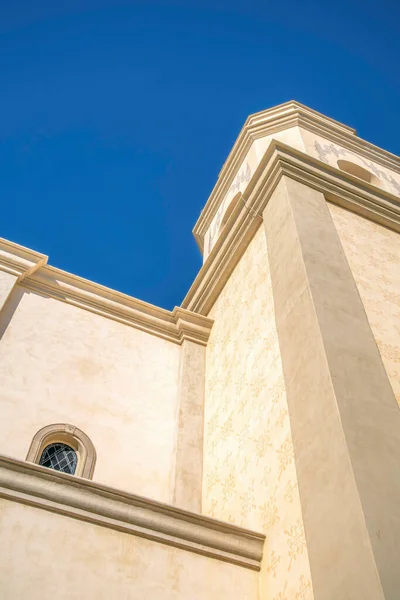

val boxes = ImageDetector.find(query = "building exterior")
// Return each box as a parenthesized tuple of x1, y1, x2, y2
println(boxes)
(0, 101, 400, 599)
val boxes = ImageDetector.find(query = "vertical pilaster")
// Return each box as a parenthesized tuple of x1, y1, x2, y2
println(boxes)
(263, 175, 400, 600)
(173, 340, 205, 512)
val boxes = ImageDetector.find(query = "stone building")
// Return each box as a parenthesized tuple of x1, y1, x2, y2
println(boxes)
(0, 101, 400, 599)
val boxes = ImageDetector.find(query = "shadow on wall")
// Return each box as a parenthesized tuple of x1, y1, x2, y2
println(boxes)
(0, 274, 64, 343)
(0, 286, 25, 342)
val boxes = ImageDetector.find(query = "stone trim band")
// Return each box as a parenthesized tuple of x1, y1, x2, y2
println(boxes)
(0, 240, 213, 346)
(183, 140, 400, 314)
(194, 100, 400, 249)
(0, 455, 265, 570)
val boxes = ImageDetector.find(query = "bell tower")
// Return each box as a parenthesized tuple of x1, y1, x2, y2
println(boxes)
(184, 101, 400, 600)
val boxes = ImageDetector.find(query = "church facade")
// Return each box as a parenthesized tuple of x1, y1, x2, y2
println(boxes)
(0, 101, 400, 599)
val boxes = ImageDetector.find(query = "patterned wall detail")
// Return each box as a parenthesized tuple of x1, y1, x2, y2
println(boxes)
(203, 226, 314, 599)
(314, 139, 400, 196)
(329, 203, 400, 406)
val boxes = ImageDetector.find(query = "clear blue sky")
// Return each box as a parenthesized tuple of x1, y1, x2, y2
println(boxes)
(1, 0, 399, 309)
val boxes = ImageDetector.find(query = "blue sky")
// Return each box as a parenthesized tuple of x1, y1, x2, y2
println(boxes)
(1, 0, 399, 309)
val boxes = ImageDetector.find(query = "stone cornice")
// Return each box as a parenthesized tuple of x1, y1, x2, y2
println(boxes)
(0, 239, 213, 345)
(193, 101, 400, 252)
(0, 455, 265, 570)
(0, 238, 48, 279)
(183, 140, 400, 315)
(23, 265, 213, 345)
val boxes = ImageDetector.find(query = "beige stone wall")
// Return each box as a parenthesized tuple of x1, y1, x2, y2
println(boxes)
(0, 499, 258, 600)
(203, 225, 313, 599)
(329, 203, 400, 406)
(0, 287, 181, 501)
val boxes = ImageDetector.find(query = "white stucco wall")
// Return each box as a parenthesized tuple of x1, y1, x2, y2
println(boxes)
(0, 500, 258, 600)
(0, 286, 181, 501)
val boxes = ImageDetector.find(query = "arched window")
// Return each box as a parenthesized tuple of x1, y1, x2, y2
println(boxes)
(337, 159, 383, 189)
(39, 443, 77, 475)
(26, 423, 96, 479)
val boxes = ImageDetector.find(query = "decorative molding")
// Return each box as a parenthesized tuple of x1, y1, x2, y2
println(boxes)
(183, 139, 400, 315)
(26, 423, 97, 479)
(314, 141, 400, 195)
(0, 455, 265, 570)
(0, 242, 213, 345)
(194, 100, 400, 252)
(0, 238, 47, 279)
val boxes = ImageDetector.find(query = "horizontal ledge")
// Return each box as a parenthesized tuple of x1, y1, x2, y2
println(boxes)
(194, 102, 400, 248)
(0, 238, 48, 278)
(4, 261, 214, 345)
(0, 455, 265, 571)
(183, 140, 400, 314)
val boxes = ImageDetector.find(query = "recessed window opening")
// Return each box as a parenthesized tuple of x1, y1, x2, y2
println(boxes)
(337, 159, 382, 188)
(26, 423, 96, 479)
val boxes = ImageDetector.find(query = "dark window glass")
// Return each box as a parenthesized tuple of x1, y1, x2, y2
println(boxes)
(39, 443, 77, 475)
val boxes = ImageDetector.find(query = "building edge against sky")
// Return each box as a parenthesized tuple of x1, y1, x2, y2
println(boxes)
(0, 101, 400, 599)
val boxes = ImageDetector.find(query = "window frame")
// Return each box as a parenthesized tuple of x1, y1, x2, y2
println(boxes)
(26, 423, 96, 479)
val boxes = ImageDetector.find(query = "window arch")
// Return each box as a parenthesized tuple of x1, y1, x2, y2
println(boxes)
(337, 159, 383, 189)
(26, 423, 96, 479)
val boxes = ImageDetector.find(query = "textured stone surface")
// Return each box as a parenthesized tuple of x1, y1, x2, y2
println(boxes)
(203, 225, 313, 599)
(329, 203, 400, 407)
